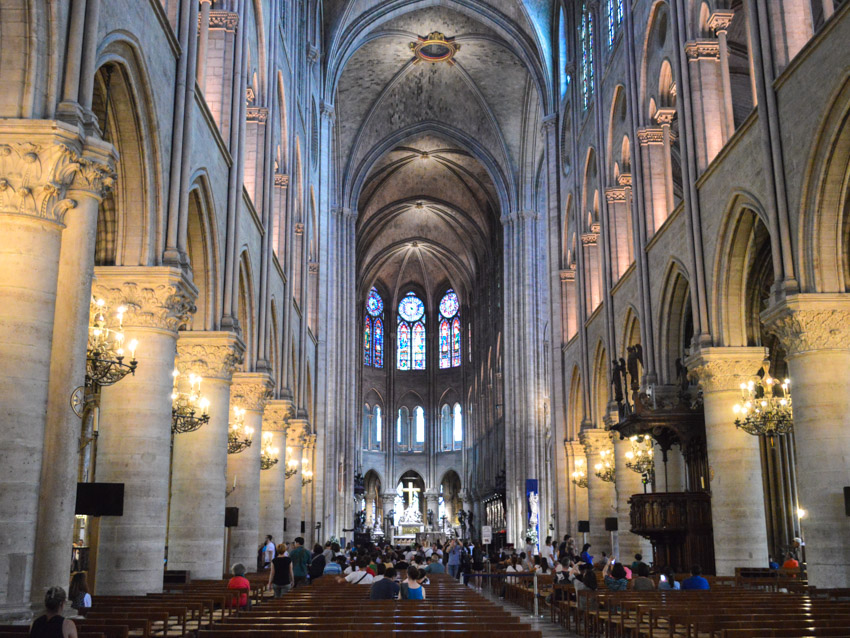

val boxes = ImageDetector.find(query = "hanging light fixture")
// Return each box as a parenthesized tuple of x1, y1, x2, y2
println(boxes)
(260, 432, 280, 470)
(227, 406, 253, 454)
(86, 297, 138, 389)
(301, 457, 313, 486)
(171, 369, 210, 434)
(733, 360, 793, 440)
(285, 447, 299, 479)
(594, 449, 615, 483)
(571, 458, 588, 488)
(624, 435, 655, 476)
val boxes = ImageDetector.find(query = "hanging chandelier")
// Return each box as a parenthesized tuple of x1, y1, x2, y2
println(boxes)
(571, 458, 588, 488)
(624, 435, 655, 476)
(171, 369, 210, 434)
(260, 432, 279, 470)
(733, 360, 793, 439)
(285, 447, 299, 479)
(227, 406, 253, 454)
(594, 449, 615, 483)
(86, 297, 138, 389)
(301, 457, 313, 486)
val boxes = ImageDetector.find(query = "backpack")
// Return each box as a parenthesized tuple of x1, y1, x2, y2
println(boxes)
(308, 553, 326, 579)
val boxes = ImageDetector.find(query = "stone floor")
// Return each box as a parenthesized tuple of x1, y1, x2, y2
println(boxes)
(472, 583, 578, 637)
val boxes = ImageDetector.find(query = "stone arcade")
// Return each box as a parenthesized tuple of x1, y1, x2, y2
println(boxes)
(1, 0, 849, 621)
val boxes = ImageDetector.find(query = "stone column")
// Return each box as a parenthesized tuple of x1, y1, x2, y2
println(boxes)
(302, 433, 317, 546)
(687, 346, 770, 575)
(763, 295, 850, 587)
(425, 492, 440, 531)
(604, 186, 633, 280)
(94, 267, 198, 595)
(30, 139, 116, 610)
(559, 269, 578, 341)
(196, 0, 213, 86)
(168, 331, 244, 579)
(0, 124, 101, 616)
(285, 423, 306, 541)
(564, 440, 589, 536)
(382, 492, 396, 542)
(581, 226, 602, 310)
(684, 40, 726, 169)
(708, 12, 737, 138)
(613, 435, 652, 562)
(226, 372, 272, 571)
(581, 429, 617, 556)
(636, 127, 669, 235)
(259, 400, 290, 549)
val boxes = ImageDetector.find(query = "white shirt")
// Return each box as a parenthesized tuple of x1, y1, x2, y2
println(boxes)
(345, 570, 374, 584)
(263, 542, 275, 562)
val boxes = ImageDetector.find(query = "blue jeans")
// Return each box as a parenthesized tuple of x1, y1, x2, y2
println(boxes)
(448, 564, 460, 579)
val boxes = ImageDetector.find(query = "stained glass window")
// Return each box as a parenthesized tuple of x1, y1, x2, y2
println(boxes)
(438, 290, 461, 369)
(373, 318, 383, 368)
(413, 406, 425, 451)
(373, 405, 382, 450)
(580, 2, 594, 110)
(559, 7, 568, 99)
(397, 322, 411, 370)
(452, 317, 462, 367)
(439, 319, 451, 369)
(412, 322, 426, 370)
(363, 287, 384, 368)
(363, 316, 371, 366)
(607, 0, 623, 48)
(397, 292, 425, 370)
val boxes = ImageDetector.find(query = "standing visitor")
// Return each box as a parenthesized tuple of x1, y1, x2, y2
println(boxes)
(400, 565, 426, 599)
(262, 535, 276, 568)
(289, 537, 311, 587)
(267, 545, 293, 597)
(447, 540, 462, 579)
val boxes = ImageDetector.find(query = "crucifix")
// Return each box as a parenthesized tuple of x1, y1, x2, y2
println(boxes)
(401, 482, 420, 508)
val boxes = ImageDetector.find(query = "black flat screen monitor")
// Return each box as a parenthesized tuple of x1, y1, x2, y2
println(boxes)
(75, 482, 124, 517)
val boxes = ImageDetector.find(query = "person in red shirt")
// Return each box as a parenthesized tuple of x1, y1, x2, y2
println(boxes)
(782, 554, 800, 570)
(227, 563, 250, 609)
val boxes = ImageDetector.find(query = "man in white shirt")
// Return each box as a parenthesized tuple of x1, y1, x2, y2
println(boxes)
(262, 535, 276, 568)
(344, 558, 374, 584)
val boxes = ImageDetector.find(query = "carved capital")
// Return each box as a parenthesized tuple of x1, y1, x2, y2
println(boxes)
(287, 418, 311, 444)
(685, 346, 769, 393)
(92, 266, 198, 333)
(176, 331, 245, 380)
(274, 172, 289, 188)
(0, 123, 117, 224)
(605, 187, 626, 203)
(580, 428, 613, 456)
(230, 372, 273, 411)
(560, 268, 576, 282)
(708, 11, 735, 33)
(308, 261, 319, 275)
(294, 222, 304, 235)
(654, 107, 677, 126)
(564, 439, 586, 458)
(208, 10, 238, 31)
(685, 39, 721, 61)
(581, 232, 599, 246)
(761, 294, 850, 357)
(637, 127, 664, 145)
(320, 101, 335, 121)
(617, 173, 632, 187)
(246, 107, 268, 123)
(541, 113, 557, 133)
(263, 399, 293, 432)
(306, 44, 320, 65)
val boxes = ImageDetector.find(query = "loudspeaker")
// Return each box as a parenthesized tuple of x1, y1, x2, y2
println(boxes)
(224, 507, 239, 527)
(845, 487, 850, 516)
(301, 521, 306, 534)
(75, 482, 124, 516)
(578, 520, 590, 533)
(605, 517, 618, 532)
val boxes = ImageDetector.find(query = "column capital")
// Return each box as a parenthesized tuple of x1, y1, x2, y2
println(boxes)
(564, 439, 586, 457)
(685, 346, 769, 393)
(230, 372, 273, 411)
(580, 428, 612, 455)
(287, 418, 311, 442)
(685, 39, 721, 61)
(580, 231, 599, 246)
(320, 101, 336, 121)
(761, 294, 850, 357)
(540, 113, 558, 133)
(605, 187, 627, 203)
(209, 10, 238, 31)
(654, 107, 677, 126)
(294, 222, 304, 235)
(0, 120, 117, 225)
(559, 268, 576, 282)
(616, 173, 632, 187)
(274, 172, 289, 188)
(708, 11, 735, 33)
(308, 261, 319, 275)
(637, 127, 664, 145)
(263, 399, 293, 432)
(92, 266, 198, 333)
(176, 330, 245, 379)
(246, 107, 268, 123)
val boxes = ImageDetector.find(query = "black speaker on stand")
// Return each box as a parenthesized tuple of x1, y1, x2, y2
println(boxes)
(605, 517, 619, 556)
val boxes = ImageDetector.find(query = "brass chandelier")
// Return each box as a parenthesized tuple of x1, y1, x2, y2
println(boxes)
(301, 457, 313, 486)
(171, 369, 210, 434)
(624, 435, 655, 476)
(571, 458, 588, 488)
(86, 297, 138, 389)
(284, 447, 299, 479)
(260, 432, 279, 470)
(594, 448, 616, 483)
(733, 360, 793, 440)
(227, 406, 253, 454)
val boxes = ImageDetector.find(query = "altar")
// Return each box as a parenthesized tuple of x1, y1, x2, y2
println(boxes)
(393, 481, 425, 542)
